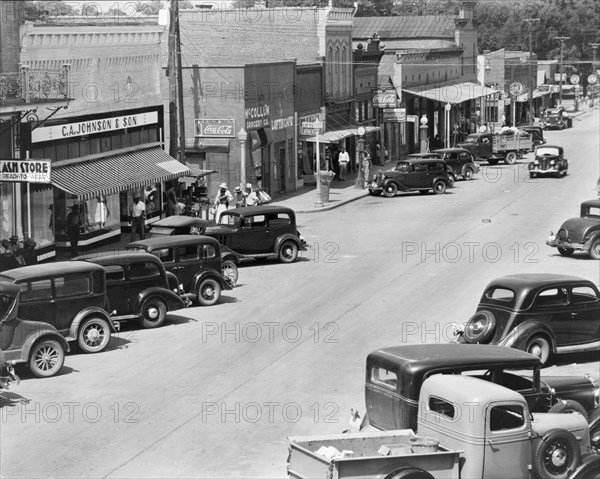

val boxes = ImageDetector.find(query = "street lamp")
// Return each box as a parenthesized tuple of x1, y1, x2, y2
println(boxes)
(444, 103, 451, 148)
(314, 118, 324, 208)
(556, 36, 570, 106)
(420, 114, 429, 152)
(237, 128, 247, 188)
(355, 126, 366, 189)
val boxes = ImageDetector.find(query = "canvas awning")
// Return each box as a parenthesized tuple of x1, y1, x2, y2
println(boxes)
(305, 125, 381, 143)
(515, 88, 552, 102)
(51, 146, 191, 200)
(402, 82, 502, 105)
(178, 168, 218, 186)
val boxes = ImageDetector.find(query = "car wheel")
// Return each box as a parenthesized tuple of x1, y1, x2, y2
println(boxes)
(433, 180, 446, 195)
(505, 152, 517, 165)
(463, 311, 496, 343)
(548, 400, 589, 421)
(278, 240, 299, 263)
(517, 151, 524, 159)
(140, 298, 167, 329)
(383, 182, 398, 197)
(78, 317, 111, 353)
(29, 339, 65, 378)
(463, 167, 474, 180)
(589, 238, 600, 260)
(488, 158, 499, 166)
(418, 189, 429, 195)
(526, 335, 551, 365)
(368, 189, 382, 196)
(446, 172, 455, 187)
(197, 278, 221, 306)
(557, 247, 574, 257)
(589, 408, 600, 451)
(221, 259, 239, 286)
(533, 429, 581, 479)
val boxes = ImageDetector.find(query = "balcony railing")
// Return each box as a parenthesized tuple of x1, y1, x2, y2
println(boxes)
(0, 64, 70, 105)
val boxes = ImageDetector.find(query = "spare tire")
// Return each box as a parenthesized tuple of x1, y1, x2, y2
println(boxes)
(463, 310, 496, 343)
(548, 400, 589, 421)
(533, 428, 581, 479)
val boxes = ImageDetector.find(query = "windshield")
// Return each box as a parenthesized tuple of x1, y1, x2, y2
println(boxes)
(0, 293, 18, 322)
(537, 147, 560, 156)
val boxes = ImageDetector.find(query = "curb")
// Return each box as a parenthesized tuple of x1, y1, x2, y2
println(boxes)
(294, 190, 370, 214)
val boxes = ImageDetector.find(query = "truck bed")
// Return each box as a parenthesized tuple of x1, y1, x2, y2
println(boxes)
(492, 134, 532, 153)
(288, 430, 461, 479)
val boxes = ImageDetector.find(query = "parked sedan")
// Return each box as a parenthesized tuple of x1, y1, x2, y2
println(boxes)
(432, 148, 480, 182)
(0, 279, 69, 377)
(78, 251, 189, 329)
(127, 235, 233, 306)
(528, 144, 568, 178)
(547, 198, 600, 260)
(455, 274, 600, 365)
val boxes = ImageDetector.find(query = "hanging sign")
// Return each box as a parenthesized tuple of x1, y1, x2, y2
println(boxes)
(382, 108, 407, 122)
(373, 89, 398, 108)
(0, 159, 51, 183)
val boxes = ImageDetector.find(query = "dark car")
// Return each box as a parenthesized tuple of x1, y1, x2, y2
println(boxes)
(431, 148, 480, 182)
(0, 279, 69, 377)
(528, 144, 568, 178)
(368, 154, 451, 197)
(77, 251, 189, 329)
(520, 125, 547, 147)
(542, 106, 572, 130)
(147, 216, 240, 285)
(126, 235, 233, 306)
(547, 199, 600, 260)
(0, 262, 116, 354)
(203, 205, 307, 263)
(455, 274, 600, 365)
(365, 344, 599, 432)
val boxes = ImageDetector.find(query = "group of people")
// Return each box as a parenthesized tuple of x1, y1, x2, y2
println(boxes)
(212, 183, 269, 221)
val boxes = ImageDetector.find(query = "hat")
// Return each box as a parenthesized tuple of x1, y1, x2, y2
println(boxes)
(234, 186, 242, 193)
(219, 183, 227, 189)
(245, 183, 253, 190)
(133, 193, 141, 199)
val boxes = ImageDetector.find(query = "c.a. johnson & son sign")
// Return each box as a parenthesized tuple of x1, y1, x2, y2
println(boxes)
(1, 159, 51, 183)
(31, 111, 159, 143)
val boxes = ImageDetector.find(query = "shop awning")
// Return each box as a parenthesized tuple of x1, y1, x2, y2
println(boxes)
(185, 138, 231, 152)
(178, 168, 218, 186)
(249, 127, 275, 151)
(402, 82, 502, 105)
(52, 146, 191, 200)
(305, 125, 382, 143)
(515, 88, 552, 102)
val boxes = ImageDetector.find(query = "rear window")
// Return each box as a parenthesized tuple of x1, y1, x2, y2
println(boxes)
(533, 288, 568, 308)
(105, 265, 125, 282)
(583, 206, 600, 219)
(429, 397, 456, 419)
(54, 274, 92, 298)
(129, 261, 161, 280)
(484, 287, 515, 304)
(268, 213, 291, 226)
(151, 248, 174, 263)
(371, 367, 397, 389)
(570, 286, 599, 304)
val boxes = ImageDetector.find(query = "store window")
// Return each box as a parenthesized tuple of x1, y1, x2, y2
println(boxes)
(23, 184, 54, 249)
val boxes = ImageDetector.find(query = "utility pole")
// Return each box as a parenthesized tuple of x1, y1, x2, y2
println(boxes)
(556, 36, 570, 107)
(523, 18, 539, 122)
(175, 0, 186, 164)
(167, 1, 178, 159)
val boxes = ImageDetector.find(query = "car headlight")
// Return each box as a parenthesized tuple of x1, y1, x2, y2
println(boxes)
(550, 160, 555, 166)
(534, 160, 539, 165)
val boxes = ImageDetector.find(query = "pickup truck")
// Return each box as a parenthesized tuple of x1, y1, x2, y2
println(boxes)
(458, 131, 532, 165)
(287, 375, 599, 479)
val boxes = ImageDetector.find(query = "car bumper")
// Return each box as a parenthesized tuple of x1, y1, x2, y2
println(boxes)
(529, 167, 562, 174)
(546, 235, 585, 251)
(368, 182, 383, 191)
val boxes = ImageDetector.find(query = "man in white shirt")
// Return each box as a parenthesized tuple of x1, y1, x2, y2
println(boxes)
(338, 147, 350, 181)
(130, 192, 146, 241)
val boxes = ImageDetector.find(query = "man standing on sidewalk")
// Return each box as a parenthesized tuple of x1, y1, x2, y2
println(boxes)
(338, 147, 349, 181)
(130, 192, 146, 242)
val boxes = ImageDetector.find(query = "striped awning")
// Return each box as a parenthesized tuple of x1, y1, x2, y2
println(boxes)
(52, 147, 191, 200)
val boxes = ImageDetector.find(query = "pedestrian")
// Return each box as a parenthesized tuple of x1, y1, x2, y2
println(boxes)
(233, 186, 246, 208)
(245, 183, 261, 207)
(213, 183, 233, 222)
(164, 184, 178, 217)
(361, 151, 372, 188)
(66, 204, 82, 258)
(130, 192, 146, 242)
(338, 147, 350, 181)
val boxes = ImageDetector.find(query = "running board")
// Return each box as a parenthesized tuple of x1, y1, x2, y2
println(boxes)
(557, 341, 600, 354)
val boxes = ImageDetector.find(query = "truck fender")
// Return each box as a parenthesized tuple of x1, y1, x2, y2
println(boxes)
(568, 454, 600, 479)
(274, 234, 303, 255)
(68, 307, 117, 341)
(134, 288, 186, 313)
(383, 466, 435, 479)
(21, 332, 70, 364)
(497, 321, 556, 353)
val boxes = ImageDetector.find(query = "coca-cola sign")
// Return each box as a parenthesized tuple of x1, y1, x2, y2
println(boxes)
(373, 90, 398, 108)
(195, 119, 235, 138)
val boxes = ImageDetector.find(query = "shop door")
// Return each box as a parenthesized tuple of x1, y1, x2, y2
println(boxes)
(279, 146, 286, 193)
(261, 147, 270, 193)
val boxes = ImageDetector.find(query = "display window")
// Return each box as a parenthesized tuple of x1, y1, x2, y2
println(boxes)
(54, 191, 120, 239)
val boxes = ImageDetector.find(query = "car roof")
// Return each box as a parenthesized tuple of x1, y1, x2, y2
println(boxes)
(400, 156, 444, 164)
(485, 274, 593, 292)
(368, 344, 540, 371)
(0, 261, 104, 281)
(77, 250, 161, 266)
(582, 198, 600, 208)
(422, 375, 525, 405)
(151, 217, 209, 228)
(432, 148, 472, 154)
(127, 234, 220, 250)
(220, 205, 296, 216)
(538, 144, 563, 150)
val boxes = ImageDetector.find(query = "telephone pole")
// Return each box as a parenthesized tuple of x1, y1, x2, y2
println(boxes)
(167, 0, 185, 163)
(523, 19, 539, 121)
(175, 0, 186, 164)
(556, 36, 570, 106)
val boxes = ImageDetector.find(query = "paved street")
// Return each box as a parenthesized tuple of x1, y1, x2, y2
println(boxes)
(1, 109, 599, 478)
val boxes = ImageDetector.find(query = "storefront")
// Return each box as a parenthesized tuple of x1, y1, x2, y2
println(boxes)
(13, 105, 191, 259)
